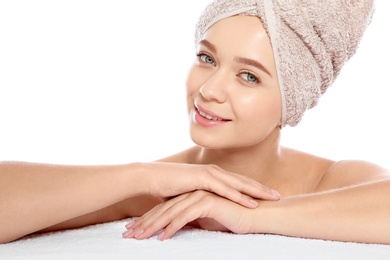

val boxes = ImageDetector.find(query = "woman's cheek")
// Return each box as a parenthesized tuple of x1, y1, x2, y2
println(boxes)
(231, 93, 260, 119)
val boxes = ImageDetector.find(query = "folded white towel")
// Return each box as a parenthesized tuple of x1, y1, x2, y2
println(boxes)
(1, 218, 389, 260)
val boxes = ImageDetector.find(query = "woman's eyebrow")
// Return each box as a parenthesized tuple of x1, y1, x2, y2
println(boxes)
(234, 57, 272, 76)
(199, 39, 271, 77)
(199, 39, 217, 54)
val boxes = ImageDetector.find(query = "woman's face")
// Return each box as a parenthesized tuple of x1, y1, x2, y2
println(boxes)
(186, 15, 281, 149)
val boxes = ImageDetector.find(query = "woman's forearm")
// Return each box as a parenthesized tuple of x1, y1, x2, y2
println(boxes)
(0, 161, 145, 243)
(0, 160, 278, 243)
(258, 179, 390, 244)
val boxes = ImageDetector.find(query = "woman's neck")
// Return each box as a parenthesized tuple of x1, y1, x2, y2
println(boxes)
(194, 128, 284, 182)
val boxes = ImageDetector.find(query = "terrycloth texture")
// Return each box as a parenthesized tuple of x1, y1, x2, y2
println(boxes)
(195, 0, 374, 127)
(1, 218, 390, 260)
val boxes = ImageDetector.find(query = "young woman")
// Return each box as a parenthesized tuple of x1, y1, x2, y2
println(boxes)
(1, 0, 389, 244)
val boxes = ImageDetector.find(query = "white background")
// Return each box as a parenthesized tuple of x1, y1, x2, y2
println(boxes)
(1, 1, 389, 169)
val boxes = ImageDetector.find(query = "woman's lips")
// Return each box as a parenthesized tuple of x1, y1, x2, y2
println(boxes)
(193, 105, 231, 127)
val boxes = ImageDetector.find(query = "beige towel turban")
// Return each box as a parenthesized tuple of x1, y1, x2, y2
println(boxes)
(195, 0, 374, 127)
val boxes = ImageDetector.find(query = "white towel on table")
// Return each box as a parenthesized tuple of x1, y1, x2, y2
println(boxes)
(1, 218, 389, 260)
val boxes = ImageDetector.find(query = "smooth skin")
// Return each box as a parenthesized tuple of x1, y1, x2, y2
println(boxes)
(0, 161, 279, 244)
(2, 15, 389, 245)
(122, 16, 390, 244)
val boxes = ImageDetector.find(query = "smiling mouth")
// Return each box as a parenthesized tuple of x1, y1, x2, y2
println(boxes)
(196, 107, 231, 121)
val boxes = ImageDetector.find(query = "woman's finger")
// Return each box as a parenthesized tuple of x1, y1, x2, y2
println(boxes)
(123, 193, 194, 239)
(158, 198, 208, 240)
(146, 163, 280, 209)
(197, 168, 280, 208)
(123, 191, 209, 240)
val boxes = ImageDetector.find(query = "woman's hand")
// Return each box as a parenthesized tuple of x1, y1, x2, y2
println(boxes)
(141, 162, 280, 209)
(122, 190, 258, 240)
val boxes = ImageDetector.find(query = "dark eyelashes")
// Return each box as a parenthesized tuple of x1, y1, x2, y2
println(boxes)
(239, 70, 260, 83)
(196, 52, 215, 65)
(195, 52, 262, 85)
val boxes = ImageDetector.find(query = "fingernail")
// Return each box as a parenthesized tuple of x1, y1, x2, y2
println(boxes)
(125, 221, 136, 229)
(271, 189, 281, 197)
(122, 229, 134, 238)
(249, 199, 259, 207)
(134, 229, 144, 238)
(158, 231, 165, 241)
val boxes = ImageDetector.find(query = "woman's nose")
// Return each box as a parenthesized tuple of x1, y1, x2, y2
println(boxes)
(199, 70, 228, 103)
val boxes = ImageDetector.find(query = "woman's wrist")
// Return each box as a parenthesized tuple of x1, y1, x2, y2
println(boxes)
(251, 199, 284, 235)
(123, 162, 151, 197)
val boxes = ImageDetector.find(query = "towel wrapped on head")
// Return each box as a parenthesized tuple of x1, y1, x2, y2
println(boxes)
(195, 0, 375, 127)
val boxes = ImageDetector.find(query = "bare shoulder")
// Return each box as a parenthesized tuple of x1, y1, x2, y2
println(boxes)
(315, 160, 390, 192)
(277, 147, 334, 195)
(154, 146, 201, 164)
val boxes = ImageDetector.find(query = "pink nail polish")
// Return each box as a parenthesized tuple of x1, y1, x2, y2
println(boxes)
(125, 221, 136, 229)
(158, 231, 165, 241)
(271, 189, 281, 197)
(249, 199, 259, 207)
(122, 229, 134, 238)
(134, 229, 144, 238)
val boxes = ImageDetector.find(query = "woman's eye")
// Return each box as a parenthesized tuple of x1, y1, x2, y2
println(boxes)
(240, 72, 258, 83)
(198, 53, 215, 65)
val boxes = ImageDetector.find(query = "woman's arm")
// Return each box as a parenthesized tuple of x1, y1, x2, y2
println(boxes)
(257, 160, 390, 244)
(125, 161, 390, 244)
(256, 178, 390, 244)
(0, 162, 144, 243)
(0, 161, 279, 243)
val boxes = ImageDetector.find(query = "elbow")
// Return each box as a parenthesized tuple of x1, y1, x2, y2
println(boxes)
(0, 234, 20, 244)
(0, 222, 26, 244)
